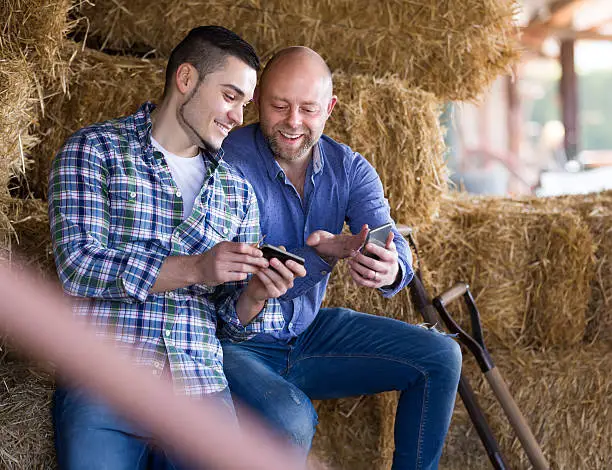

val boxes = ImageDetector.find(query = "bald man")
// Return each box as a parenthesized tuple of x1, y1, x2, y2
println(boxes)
(219, 47, 462, 470)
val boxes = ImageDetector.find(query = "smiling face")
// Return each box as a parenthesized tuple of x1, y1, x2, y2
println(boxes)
(177, 55, 257, 153)
(257, 49, 336, 163)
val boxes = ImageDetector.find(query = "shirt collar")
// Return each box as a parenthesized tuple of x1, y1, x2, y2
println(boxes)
(138, 101, 224, 164)
(255, 124, 325, 181)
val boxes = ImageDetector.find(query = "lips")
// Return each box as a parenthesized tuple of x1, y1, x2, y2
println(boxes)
(279, 130, 303, 140)
(215, 121, 233, 136)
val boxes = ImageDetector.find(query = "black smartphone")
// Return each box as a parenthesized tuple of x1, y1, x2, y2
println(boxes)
(361, 222, 393, 258)
(260, 244, 306, 266)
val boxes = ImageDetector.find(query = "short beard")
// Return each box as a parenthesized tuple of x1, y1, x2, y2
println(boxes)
(265, 131, 315, 162)
(178, 86, 219, 154)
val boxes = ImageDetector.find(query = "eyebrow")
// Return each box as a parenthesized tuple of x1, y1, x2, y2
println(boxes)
(222, 84, 246, 98)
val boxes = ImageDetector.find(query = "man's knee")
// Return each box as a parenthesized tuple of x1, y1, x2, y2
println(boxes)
(268, 391, 318, 449)
(427, 330, 463, 383)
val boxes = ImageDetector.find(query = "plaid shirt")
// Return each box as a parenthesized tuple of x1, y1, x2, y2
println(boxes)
(48, 102, 285, 396)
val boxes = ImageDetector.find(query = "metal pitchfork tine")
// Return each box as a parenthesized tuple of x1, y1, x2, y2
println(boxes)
(433, 283, 550, 470)
(396, 225, 510, 470)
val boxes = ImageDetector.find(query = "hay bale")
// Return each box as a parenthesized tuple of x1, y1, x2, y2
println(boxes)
(520, 191, 612, 346)
(441, 345, 612, 469)
(312, 393, 397, 470)
(0, 58, 39, 196)
(5, 198, 54, 278)
(0, 0, 72, 78)
(416, 195, 594, 349)
(32, 44, 446, 226)
(29, 43, 166, 198)
(0, 352, 55, 470)
(75, 0, 520, 101)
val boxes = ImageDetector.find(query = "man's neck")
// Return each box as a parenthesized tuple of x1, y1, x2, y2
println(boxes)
(277, 152, 312, 199)
(150, 101, 199, 158)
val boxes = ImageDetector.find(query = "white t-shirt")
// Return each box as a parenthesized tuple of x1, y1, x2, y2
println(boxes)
(151, 137, 207, 220)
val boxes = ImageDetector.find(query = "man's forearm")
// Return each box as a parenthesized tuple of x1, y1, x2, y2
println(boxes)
(235, 289, 266, 326)
(150, 255, 201, 293)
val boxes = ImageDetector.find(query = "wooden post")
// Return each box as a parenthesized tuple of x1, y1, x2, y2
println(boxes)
(559, 39, 579, 160)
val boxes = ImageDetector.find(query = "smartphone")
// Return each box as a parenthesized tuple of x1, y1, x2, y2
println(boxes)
(361, 222, 393, 258)
(260, 244, 306, 266)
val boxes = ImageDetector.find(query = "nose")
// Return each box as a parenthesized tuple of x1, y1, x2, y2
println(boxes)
(286, 107, 302, 129)
(228, 106, 243, 126)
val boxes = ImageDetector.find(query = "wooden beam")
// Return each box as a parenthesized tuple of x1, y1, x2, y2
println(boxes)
(506, 74, 521, 158)
(521, 25, 612, 44)
(559, 39, 579, 160)
(548, 0, 588, 28)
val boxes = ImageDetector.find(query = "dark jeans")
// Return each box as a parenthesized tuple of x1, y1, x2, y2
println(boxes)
(53, 385, 235, 470)
(222, 307, 462, 470)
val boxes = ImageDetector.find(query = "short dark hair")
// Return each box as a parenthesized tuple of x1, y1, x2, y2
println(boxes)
(163, 25, 260, 96)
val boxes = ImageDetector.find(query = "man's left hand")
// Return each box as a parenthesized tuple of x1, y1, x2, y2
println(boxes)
(347, 232, 399, 288)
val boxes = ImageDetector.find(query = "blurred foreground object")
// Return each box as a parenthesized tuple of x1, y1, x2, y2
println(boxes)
(0, 263, 308, 470)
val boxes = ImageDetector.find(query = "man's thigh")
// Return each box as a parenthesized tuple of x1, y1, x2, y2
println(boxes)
(221, 341, 317, 449)
(288, 307, 460, 399)
(54, 387, 151, 470)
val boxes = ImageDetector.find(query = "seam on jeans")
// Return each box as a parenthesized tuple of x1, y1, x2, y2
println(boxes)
(288, 353, 429, 377)
(416, 373, 429, 470)
(135, 445, 149, 469)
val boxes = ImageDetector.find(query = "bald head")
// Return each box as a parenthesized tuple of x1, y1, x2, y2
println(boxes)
(260, 47, 333, 98)
(256, 46, 337, 164)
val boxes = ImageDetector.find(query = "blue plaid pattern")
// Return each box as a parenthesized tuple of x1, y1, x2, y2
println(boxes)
(48, 102, 285, 396)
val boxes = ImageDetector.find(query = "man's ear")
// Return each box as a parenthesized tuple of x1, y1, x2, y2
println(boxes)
(175, 63, 197, 95)
(327, 95, 338, 117)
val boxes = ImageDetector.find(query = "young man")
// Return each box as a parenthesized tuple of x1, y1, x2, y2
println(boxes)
(220, 47, 462, 470)
(48, 26, 304, 469)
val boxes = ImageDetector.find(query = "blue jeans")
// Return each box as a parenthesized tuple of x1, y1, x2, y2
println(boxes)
(221, 308, 462, 470)
(53, 385, 235, 470)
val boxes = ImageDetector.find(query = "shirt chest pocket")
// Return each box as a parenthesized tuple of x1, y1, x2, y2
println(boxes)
(198, 207, 241, 252)
(108, 178, 158, 241)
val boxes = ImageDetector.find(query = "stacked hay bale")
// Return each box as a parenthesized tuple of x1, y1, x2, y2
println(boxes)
(0, 58, 38, 197)
(527, 191, 612, 346)
(417, 195, 595, 349)
(74, 0, 520, 102)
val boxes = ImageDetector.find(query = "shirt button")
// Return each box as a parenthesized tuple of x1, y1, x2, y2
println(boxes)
(175, 190, 182, 197)
(129, 191, 136, 198)
(223, 227, 229, 235)
(165, 330, 171, 337)
(320, 270, 328, 275)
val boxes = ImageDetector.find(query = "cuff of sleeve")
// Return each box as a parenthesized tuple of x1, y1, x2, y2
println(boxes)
(280, 247, 334, 301)
(120, 250, 167, 303)
(220, 296, 285, 341)
(380, 258, 414, 299)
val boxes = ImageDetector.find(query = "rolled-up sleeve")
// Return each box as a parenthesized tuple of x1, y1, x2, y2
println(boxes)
(49, 131, 167, 302)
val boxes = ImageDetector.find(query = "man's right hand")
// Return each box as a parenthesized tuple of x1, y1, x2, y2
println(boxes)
(306, 224, 369, 261)
(195, 241, 269, 286)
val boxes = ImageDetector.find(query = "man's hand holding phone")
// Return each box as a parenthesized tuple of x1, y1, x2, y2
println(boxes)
(348, 223, 400, 289)
(236, 244, 307, 325)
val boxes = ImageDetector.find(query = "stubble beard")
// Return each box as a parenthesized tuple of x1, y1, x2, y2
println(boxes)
(178, 88, 220, 154)
(265, 128, 316, 163)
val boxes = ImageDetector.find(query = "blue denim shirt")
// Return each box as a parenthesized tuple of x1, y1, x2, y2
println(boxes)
(221, 124, 414, 342)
